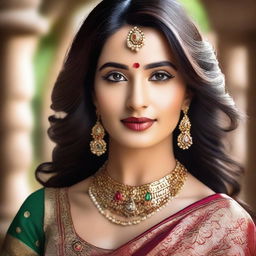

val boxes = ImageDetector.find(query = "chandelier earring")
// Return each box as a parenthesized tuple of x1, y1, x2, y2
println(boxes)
(177, 107, 193, 150)
(90, 112, 107, 156)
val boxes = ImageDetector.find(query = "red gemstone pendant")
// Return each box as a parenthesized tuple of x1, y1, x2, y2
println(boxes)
(72, 241, 83, 252)
(114, 191, 123, 201)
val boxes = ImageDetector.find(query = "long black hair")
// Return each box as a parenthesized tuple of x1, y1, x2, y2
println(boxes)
(36, 0, 245, 203)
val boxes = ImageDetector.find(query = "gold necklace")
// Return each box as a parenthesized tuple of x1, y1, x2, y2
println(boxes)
(88, 160, 187, 226)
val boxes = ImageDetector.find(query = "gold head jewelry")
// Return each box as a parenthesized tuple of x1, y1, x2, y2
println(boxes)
(88, 160, 188, 226)
(90, 113, 107, 156)
(126, 26, 145, 52)
(177, 107, 193, 150)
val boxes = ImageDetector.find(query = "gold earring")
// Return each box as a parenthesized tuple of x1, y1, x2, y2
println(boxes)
(90, 113, 107, 156)
(177, 107, 193, 150)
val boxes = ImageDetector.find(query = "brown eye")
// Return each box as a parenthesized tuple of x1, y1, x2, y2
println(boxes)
(149, 71, 174, 81)
(103, 72, 127, 82)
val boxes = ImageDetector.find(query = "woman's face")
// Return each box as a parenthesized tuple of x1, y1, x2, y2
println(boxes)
(94, 26, 189, 149)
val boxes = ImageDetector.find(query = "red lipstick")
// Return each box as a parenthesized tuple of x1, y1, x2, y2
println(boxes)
(121, 117, 156, 131)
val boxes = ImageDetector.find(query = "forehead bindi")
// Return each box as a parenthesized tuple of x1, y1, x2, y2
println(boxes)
(132, 63, 140, 69)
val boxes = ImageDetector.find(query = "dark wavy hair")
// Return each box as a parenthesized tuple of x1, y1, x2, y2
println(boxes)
(36, 0, 246, 206)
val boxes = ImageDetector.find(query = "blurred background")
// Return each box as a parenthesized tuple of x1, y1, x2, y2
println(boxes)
(0, 0, 255, 247)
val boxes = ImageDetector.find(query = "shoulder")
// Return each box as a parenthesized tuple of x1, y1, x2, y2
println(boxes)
(68, 176, 93, 194)
(219, 195, 256, 240)
(222, 194, 254, 219)
(207, 194, 255, 224)
(23, 188, 45, 207)
(9, 188, 45, 230)
(67, 176, 94, 207)
(5, 188, 45, 255)
(192, 194, 256, 253)
(194, 194, 255, 227)
(170, 194, 256, 255)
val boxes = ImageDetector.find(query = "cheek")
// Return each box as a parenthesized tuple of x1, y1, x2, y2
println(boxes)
(152, 85, 186, 133)
(94, 86, 124, 117)
(153, 84, 186, 114)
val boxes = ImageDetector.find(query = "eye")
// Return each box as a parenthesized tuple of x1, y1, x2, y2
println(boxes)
(149, 71, 174, 81)
(103, 72, 127, 82)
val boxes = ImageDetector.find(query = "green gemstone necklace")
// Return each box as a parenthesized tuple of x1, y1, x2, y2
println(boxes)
(88, 160, 188, 226)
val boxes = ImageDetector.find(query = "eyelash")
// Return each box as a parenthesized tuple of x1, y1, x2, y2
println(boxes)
(149, 71, 175, 81)
(102, 71, 175, 83)
(102, 72, 127, 83)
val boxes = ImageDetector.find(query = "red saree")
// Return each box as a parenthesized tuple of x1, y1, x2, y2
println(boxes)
(44, 188, 256, 255)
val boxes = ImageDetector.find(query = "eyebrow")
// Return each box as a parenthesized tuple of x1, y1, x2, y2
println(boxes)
(98, 61, 177, 71)
(144, 61, 177, 70)
(99, 62, 129, 71)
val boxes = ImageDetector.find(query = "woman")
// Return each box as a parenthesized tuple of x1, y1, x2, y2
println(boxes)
(2, 0, 256, 255)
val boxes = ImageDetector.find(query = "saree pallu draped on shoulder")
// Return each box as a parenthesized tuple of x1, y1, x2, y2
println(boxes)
(44, 188, 256, 256)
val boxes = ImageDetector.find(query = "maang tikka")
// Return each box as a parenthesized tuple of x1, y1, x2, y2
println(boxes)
(127, 26, 145, 52)
(177, 107, 193, 150)
(90, 112, 107, 156)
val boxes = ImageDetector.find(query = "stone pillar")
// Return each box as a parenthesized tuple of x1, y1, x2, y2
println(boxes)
(0, 0, 48, 247)
(246, 38, 256, 209)
(201, 0, 256, 210)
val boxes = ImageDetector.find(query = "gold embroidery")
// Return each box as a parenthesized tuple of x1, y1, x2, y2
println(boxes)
(35, 240, 40, 247)
(43, 188, 255, 255)
(72, 241, 84, 252)
(24, 211, 31, 218)
(1, 234, 39, 256)
(145, 198, 254, 255)
(15, 227, 21, 233)
(44, 188, 115, 255)
(44, 188, 59, 255)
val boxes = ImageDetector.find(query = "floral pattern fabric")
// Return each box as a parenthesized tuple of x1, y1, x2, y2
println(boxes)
(44, 188, 256, 255)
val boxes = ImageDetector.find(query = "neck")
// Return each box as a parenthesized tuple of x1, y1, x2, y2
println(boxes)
(106, 136, 176, 186)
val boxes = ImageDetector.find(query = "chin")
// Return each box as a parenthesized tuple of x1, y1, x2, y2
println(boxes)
(110, 135, 164, 149)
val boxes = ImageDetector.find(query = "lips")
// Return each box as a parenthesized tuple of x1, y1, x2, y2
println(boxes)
(121, 117, 155, 123)
(121, 117, 156, 131)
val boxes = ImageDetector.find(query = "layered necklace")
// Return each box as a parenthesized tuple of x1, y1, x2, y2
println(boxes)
(88, 160, 187, 226)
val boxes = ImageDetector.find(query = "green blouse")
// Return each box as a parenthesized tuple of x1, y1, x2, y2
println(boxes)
(3, 188, 45, 255)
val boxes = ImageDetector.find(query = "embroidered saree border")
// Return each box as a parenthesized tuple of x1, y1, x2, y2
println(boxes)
(113, 196, 229, 255)
(1, 234, 39, 256)
(43, 188, 256, 255)
(113, 195, 227, 253)
(137, 197, 255, 256)
(44, 188, 111, 255)
(60, 188, 111, 255)
(44, 188, 59, 255)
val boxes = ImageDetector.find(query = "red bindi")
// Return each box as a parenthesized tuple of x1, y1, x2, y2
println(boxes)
(133, 63, 140, 69)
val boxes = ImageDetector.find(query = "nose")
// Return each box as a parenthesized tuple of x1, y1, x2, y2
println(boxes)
(125, 78, 149, 111)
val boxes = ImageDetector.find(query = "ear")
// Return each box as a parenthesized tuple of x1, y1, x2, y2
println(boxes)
(91, 91, 98, 109)
(182, 89, 193, 110)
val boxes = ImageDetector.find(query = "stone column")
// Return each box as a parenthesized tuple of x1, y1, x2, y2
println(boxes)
(201, 0, 256, 209)
(246, 37, 256, 209)
(0, 0, 48, 246)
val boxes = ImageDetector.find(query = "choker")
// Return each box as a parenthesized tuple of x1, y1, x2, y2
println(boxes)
(88, 160, 187, 226)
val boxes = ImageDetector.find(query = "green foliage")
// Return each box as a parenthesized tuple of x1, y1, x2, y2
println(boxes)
(29, 34, 58, 188)
(32, 34, 57, 159)
(179, 0, 210, 32)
